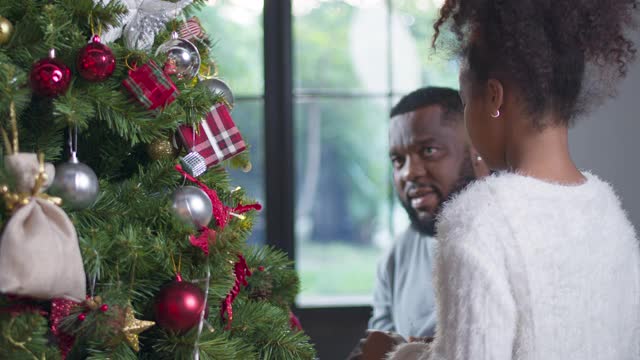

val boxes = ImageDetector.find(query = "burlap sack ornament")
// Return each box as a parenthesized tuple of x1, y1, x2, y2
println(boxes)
(0, 152, 86, 301)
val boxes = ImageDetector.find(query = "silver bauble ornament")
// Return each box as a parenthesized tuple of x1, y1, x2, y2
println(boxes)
(199, 78, 234, 111)
(50, 154, 99, 209)
(155, 32, 200, 80)
(171, 186, 212, 228)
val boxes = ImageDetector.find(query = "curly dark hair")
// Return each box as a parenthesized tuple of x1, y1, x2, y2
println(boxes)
(433, 0, 638, 126)
(390, 87, 462, 123)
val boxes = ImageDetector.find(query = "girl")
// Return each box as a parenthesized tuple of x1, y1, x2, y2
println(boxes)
(388, 0, 640, 359)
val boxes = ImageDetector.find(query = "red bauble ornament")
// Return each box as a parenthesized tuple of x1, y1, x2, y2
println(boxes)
(154, 274, 207, 332)
(77, 35, 116, 82)
(30, 49, 71, 97)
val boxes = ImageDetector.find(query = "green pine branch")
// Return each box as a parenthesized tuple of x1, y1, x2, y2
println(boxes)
(230, 300, 315, 360)
(0, 312, 60, 360)
(245, 246, 300, 307)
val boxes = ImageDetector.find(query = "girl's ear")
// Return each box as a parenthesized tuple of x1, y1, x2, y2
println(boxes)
(486, 78, 504, 116)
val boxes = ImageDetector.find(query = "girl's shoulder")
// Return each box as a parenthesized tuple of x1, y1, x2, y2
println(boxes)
(437, 173, 510, 234)
(436, 171, 623, 247)
(435, 174, 506, 248)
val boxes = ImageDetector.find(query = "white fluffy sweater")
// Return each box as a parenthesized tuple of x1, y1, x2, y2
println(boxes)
(388, 172, 640, 360)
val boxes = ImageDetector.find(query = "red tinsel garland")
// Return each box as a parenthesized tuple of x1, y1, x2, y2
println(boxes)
(289, 310, 303, 332)
(220, 254, 251, 329)
(50, 298, 79, 359)
(231, 203, 262, 214)
(175, 164, 262, 254)
(189, 227, 216, 255)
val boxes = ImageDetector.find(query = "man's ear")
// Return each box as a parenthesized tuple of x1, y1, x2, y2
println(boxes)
(469, 147, 490, 178)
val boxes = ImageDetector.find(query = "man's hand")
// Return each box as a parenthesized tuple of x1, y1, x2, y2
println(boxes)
(345, 330, 407, 360)
(346, 336, 368, 360)
(407, 336, 434, 343)
(347, 330, 405, 360)
(347, 331, 436, 360)
(362, 331, 406, 359)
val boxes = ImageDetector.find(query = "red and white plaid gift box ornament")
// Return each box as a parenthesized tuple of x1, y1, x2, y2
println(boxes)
(177, 104, 246, 173)
(178, 17, 205, 41)
(122, 60, 179, 110)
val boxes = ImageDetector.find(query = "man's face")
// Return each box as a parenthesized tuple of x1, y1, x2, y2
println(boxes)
(389, 105, 475, 236)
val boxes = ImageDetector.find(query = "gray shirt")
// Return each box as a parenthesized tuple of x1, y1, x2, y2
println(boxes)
(368, 226, 437, 339)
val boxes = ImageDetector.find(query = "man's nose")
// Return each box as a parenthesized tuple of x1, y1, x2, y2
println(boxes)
(402, 155, 428, 182)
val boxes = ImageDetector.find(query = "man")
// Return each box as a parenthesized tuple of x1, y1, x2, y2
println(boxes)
(349, 87, 488, 359)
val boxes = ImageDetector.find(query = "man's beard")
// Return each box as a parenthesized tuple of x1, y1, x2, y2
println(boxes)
(401, 153, 476, 236)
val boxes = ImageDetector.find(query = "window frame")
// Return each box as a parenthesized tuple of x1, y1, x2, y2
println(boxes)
(264, 0, 296, 258)
(263, 0, 414, 308)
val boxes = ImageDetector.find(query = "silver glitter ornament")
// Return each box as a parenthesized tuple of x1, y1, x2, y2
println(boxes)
(171, 186, 212, 228)
(155, 32, 200, 80)
(94, 0, 193, 50)
(199, 78, 234, 111)
(50, 154, 99, 210)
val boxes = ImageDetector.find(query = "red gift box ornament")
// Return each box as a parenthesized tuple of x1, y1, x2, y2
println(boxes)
(122, 60, 179, 110)
(178, 17, 205, 41)
(177, 104, 246, 174)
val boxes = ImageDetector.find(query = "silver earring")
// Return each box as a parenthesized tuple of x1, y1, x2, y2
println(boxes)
(476, 156, 482, 161)
(491, 109, 500, 118)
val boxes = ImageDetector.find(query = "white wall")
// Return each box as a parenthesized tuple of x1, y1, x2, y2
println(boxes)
(569, 30, 640, 228)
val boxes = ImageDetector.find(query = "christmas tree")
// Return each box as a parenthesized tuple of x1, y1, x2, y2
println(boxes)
(0, 0, 315, 359)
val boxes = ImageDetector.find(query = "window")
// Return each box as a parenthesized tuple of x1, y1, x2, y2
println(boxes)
(197, 0, 457, 307)
(293, 0, 458, 306)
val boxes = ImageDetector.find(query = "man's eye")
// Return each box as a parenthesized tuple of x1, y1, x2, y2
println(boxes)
(423, 147, 439, 156)
(390, 156, 404, 168)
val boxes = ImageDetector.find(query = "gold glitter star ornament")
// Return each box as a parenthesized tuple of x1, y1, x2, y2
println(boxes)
(122, 307, 155, 352)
